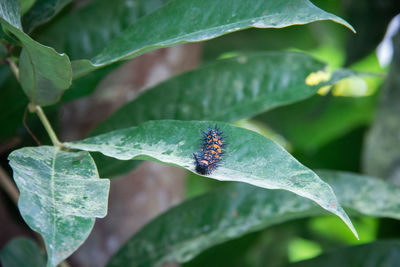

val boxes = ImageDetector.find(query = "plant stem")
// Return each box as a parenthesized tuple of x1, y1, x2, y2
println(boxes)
(29, 104, 66, 150)
(0, 166, 19, 205)
(6, 58, 20, 81)
(0, 166, 47, 250)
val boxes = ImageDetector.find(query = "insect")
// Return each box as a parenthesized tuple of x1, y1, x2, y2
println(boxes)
(193, 126, 226, 175)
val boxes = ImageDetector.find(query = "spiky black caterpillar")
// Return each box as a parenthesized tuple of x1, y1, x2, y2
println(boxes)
(193, 126, 225, 175)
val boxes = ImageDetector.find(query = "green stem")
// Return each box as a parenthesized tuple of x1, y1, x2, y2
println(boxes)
(6, 58, 20, 81)
(29, 104, 66, 150)
(7, 58, 66, 150)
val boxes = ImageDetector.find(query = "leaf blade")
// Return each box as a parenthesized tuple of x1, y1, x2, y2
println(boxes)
(93, 51, 326, 135)
(72, 0, 354, 77)
(65, 120, 357, 238)
(8, 146, 110, 267)
(0, 0, 72, 106)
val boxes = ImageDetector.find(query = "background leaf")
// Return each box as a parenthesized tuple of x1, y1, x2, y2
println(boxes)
(289, 240, 400, 266)
(8, 146, 110, 267)
(65, 120, 357, 237)
(363, 32, 400, 181)
(0, 237, 45, 267)
(93, 52, 326, 134)
(0, 0, 72, 106)
(22, 0, 72, 33)
(107, 170, 400, 267)
(257, 93, 377, 151)
(37, 0, 170, 60)
(0, 66, 27, 139)
(71, 0, 354, 77)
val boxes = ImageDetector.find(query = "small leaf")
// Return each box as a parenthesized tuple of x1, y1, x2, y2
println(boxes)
(288, 240, 400, 267)
(0, 0, 72, 106)
(0, 237, 45, 267)
(72, 0, 354, 77)
(8, 146, 110, 267)
(65, 120, 357, 238)
(19, 0, 36, 16)
(107, 170, 400, 266)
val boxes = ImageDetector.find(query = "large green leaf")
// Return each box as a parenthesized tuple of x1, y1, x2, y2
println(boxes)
(93, 52, 326, 135)
(65, 120, 357, 237)
(106, 170, 400, 266)
(363, 32, 400, 180)
(22, 0, 72, 33)
(71, 0, 354, 78)
(0, 0, 72, 106)
(0, 237, 45, 267)
(289, 240, 400, 267)
(8, 146, 110, 267)
(92, 53, 359, 177)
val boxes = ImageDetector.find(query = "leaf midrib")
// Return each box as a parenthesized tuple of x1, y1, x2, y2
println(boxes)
(50, 148, 58, 265)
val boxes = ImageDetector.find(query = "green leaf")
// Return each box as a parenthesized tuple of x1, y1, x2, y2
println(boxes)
(71, 0, 354, 78)
(0, 237, 45, 267)
(65, 120, 357, 237)
(22, 0, 72, 33)
(0, 0, 72, 106)
(363, 32, 400, 180)
(36, 0, 170, 60)
(106, 170, 399, 266)
(8, 146, 110, 267)
(19, 0, 36, 16)
(93, 52, 326, 135)
(288, 240, 400, 267)
(91, 53, 361, 178)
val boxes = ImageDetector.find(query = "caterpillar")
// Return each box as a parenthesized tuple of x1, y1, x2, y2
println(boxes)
(193, 126, 225, 175)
